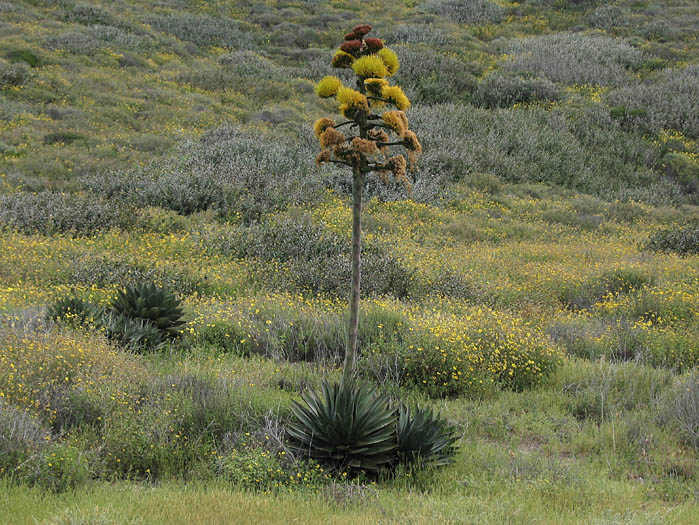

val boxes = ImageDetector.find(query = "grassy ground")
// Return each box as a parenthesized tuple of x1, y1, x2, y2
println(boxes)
(1, 0, 697, 523)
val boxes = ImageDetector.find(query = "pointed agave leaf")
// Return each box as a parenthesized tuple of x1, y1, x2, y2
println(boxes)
(286, 380, 397, 472)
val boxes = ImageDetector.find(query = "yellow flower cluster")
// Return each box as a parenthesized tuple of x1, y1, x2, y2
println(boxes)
(352, 55, 388, 79)
(315, 76, 343, 98)
(381, 85, 410, 111)
(378, 48, 399, 76)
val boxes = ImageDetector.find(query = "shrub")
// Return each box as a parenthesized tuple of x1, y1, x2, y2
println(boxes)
(392, 46, 477, 105)
(471, 72, 562, 108)
(559, 268, 654, 310)
(644, 224, 699, 255)
(382, 24, 451, 46)
(605, 66, 699, 138)
(45, 26, 154, 54)
(218, 50, 295, 82)
(0, 401, 50, 477)
(0, 192, 134, 236)
(60, 3, 118, 27)
(660, 373, 699, 448)
(561, 359, 673, 423)
(362, 303, 562, 398)
(0, 60, 30, 88)
(147, 13, 254, 48)
(43, 132, 86, 145)
(216, 444, 329, 491)
(4, 49, 35, 68)
(586, 6, 627, 29)
(287, 380, 397, 473)
(422, 0, 505, 25)
(22, 443, 90, 492)
(410, 103, 680, 205)
(0, 327, 145, 423)
(81, 124, 324, 223)
(204, 213, 415, 298)
(503, 33, 644, 86)
(661, 152, 699, 194)
(68, 254, 203, 296)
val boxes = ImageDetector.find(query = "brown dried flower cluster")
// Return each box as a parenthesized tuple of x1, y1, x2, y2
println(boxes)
(351, 137, 380, 156)
(319, 127, 345, 149)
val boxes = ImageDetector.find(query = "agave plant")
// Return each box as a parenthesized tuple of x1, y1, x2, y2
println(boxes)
(287, 380, 397, 472)
(109, 282, 185, 339)
(45, 296, 103, 326)
(396, 404, 458, 466)
(101, 310, 165, 351)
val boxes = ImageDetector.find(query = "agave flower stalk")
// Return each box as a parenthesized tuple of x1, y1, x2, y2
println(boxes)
(313, 25, 422, 385)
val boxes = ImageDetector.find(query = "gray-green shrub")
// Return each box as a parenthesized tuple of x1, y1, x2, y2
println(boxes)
(0, 192, 134, 235)
(422, 0, 505, 25)
(503, 33, 644, 86)
(392, 45, 477, 105)
(409, 103, 684, 205)
(0, 60, 29, 88)
(605, 66, 699, 138)
(472, 72, 562, 108)
(0, 401, 50, 476)
(147, 13, 254, 48)
(82, 124, 325, 222)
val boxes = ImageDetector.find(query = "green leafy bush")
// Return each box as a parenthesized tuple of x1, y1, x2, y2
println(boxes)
(644, 224, 699, 255)
(560, 268, 654, 311)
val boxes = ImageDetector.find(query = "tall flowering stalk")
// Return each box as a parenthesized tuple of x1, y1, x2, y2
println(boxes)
(313, 25, 422, 385)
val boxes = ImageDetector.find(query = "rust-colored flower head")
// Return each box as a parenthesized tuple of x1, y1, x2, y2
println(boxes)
(388, 155, 412, 193)
(353, 24, 372, 36)
(403, 130, 422, 153)
(313, 117, 336, 139)
(368, 128, 390, 153)
(344, 32, 359, 41)
(351, 137, 379, 156)
(319, 127, 346, 149)
(340, 40, 362, 55)
(316, 149, 332, 166)
(333, 143, 360, 164)
(364, 37, 383, 51)
(382, 110, 409, 137)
